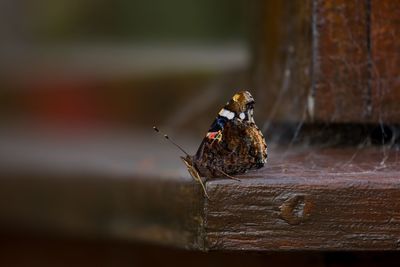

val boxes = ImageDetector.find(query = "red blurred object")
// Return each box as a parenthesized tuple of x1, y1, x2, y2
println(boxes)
(21, 78, 105, 128)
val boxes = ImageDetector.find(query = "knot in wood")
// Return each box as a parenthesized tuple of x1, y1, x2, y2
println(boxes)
(279, 194, 312, 225)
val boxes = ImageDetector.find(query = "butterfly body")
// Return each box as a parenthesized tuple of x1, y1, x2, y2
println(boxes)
(186, 91, 267, 178)
(154, 91, 267, 198)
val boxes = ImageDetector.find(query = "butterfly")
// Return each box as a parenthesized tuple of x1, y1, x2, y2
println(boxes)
(154, 91, 267, 199)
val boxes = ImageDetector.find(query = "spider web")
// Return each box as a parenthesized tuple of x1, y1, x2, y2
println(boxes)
(256, 0, 400, 174)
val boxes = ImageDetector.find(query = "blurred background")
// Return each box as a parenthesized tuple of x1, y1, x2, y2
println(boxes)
(0, 0, 254, 133)
(0, 0, 264, 266)
(0, 0, 263, 184)
(1, 0, 400, 266)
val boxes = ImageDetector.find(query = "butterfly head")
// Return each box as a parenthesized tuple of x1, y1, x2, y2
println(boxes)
(224, 91, 255, 122)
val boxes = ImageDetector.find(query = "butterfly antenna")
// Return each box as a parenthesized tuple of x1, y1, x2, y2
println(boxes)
(153, 126, 190, 157)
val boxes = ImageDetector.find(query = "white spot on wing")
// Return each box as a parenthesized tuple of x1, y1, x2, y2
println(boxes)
(239, 112, 245, 120)
(219, 108, 235, 120)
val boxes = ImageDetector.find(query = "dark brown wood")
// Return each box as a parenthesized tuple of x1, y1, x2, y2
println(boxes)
(1, 130, 400, 251)
(0, 234, 329, 267)
(255, 0, 400, 124)
(5, 235, 400, 267)
(0, 130, 205, 250)
(371, 0, 400, 123)
(254, 0, 312, 125)
(0, 175, 204, 248)
(312, 0, 400, 123)
(204, 147, 400, 251)
(313, 0, 370, 122)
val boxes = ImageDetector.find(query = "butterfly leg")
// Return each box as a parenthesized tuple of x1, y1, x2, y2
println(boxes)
(188, 167, 211, 200)
(194, 174, 211, 200)
(181, 157, 211, 200)
(217, 169, 241, 182)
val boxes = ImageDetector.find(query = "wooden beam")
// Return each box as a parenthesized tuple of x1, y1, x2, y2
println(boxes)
(1, 132, 400, 251)
(254, 0, 312, 124)
(255, 0, 400, 124)
(204, 147, 400, 251)
(0, 174, 204, 249)
(0, 131, 205, 250)
(371, 0, 400, 123)
(313, 0, 370, 122)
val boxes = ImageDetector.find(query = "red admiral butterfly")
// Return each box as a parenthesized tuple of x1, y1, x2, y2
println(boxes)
(154, 91, 267, 199)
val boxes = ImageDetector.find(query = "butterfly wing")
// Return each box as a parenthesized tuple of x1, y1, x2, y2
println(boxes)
(191, 91, 266, 178)
(193, 118, 267, 178)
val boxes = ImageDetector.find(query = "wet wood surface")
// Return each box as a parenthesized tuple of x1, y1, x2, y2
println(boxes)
(1, 130, 400, 251)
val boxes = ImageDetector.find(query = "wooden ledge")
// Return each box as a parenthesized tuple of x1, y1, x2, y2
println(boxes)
(204, 147, 400, 251)
(0, 131, 400, 251)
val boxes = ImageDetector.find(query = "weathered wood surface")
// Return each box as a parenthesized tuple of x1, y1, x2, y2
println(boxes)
(371, 0, 400, 123)
(313, 0, 370, 122)
(255, 0, 400, 124)
(254, 0, 311, 125)
(204, 147, 400, 251)
(1, 130, 400, 251)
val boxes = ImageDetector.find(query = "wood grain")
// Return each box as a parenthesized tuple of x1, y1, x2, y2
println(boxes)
(204, 147, 400, 251)
(371, 0, 400, 123)
(312, 0, 370, 122)
(1, 131, 400, 251)
(255, 0, 400, 124)
(253, 0, 311, 124)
